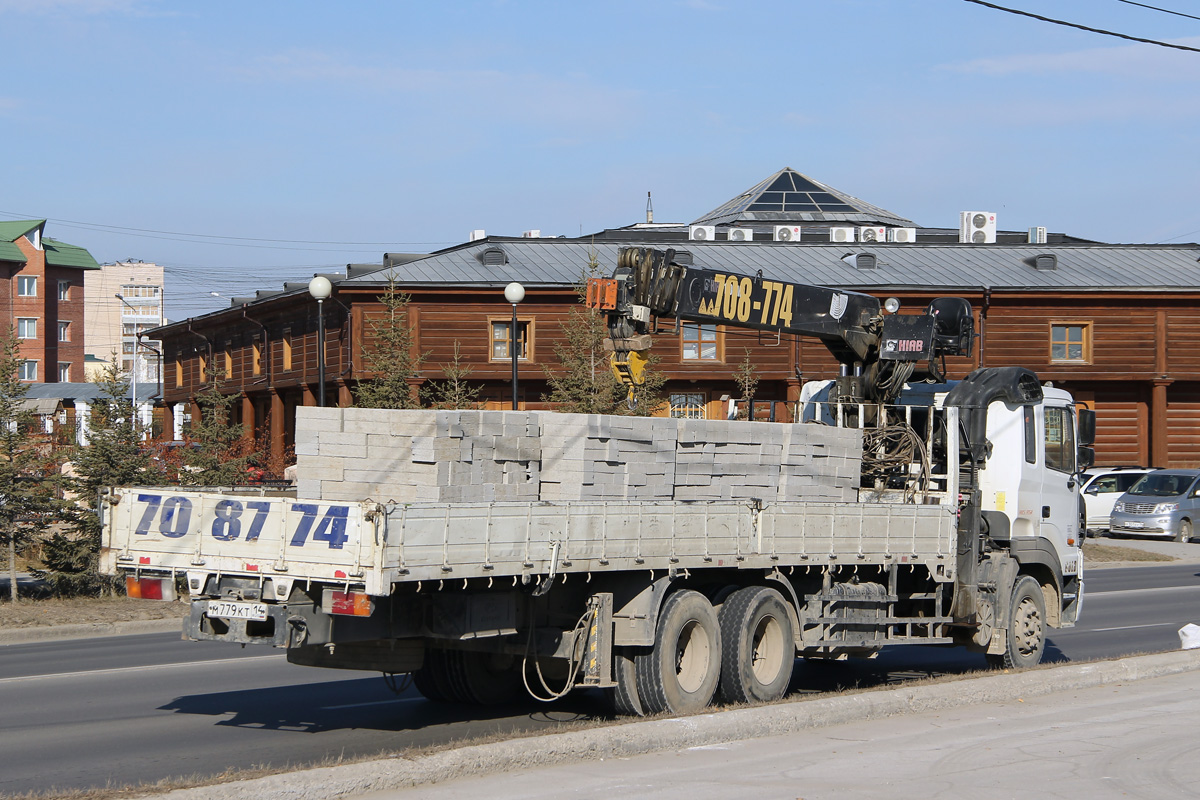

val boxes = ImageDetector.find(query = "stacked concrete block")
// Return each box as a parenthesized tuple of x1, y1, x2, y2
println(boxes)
(296, 407, 863, 504)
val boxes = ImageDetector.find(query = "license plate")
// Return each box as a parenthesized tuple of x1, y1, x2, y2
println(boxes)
(1124, 521, 1145, 529)
(206, 600, 268, 621)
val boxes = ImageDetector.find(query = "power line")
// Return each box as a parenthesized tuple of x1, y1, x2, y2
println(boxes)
(1116, 0, 1200, 23)
(0, 210, 456, 249)
(961, 0, 1200, 52)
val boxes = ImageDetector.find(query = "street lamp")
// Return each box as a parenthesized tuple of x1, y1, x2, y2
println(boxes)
(308, 276, 332, 407)
(115, 294, 139, 431)
(504, 282, 525, 410)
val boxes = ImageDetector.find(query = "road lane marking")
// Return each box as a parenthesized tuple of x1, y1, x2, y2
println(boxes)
(1085, 585, 1200, 597)
(321, 698, 423, 710)
(0, 654, 285, 684)
(1087, 623, 1181, 632)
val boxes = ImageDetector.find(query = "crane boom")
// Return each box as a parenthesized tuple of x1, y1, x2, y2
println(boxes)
(587, 246, 975, 403)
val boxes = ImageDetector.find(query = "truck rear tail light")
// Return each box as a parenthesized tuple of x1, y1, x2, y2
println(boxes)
(125, 576, 176, 602)
(329, 590, 373, 617)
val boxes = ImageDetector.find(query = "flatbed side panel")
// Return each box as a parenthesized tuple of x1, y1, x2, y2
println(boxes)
(99, 487, 379, 590)
(379, 501, 956, 584)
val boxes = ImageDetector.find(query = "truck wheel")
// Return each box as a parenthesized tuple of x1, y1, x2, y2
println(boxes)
(606, 647, 645, 716)
(1175, 519, 1192, 544)
(455, 651, 522, 705)
(413, 648, 454, 702)
(717, 586, 795, 705)
(987, 575, 1046, 670)
(635, 590, 722, 715)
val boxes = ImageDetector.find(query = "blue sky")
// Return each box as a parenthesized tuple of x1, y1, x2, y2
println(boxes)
(3, 0, 1199, 320)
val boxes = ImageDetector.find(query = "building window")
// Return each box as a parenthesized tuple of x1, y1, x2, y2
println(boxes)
(175, 357, 183, 388)
(252, 337, 262, 375)
(670, 392, 707, 419)
(282, 330, 293, 371)
(58, 281, 70, 301)
(20, 360, 36, 381)
(682, 322, 720, 360)
(17, 276, 36, 297)
(1050, 323, 1091, 363)
(58, 363, 70, 382)
(489, 319, 532, 361)
(16, 318, 36, 339)
(58, 322, 69, 342)
(198, 352, 207, 382)
(224, 343, 233, 379)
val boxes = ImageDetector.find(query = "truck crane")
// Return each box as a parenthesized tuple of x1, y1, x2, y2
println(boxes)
(586, 246, 976, 406)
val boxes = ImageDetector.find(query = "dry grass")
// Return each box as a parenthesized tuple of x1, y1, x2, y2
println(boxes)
(0, 596, 186, 629)
(1082, 542, 1175, 563)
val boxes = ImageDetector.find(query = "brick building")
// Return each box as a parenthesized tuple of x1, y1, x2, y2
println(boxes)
(0, 219, 99, 383)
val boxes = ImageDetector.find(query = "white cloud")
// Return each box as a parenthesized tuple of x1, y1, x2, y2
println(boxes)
(947, 37, 1200, 81)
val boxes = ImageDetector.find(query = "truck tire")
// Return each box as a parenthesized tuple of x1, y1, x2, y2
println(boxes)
(987, 575, 1046, 670)
(716, 586, 795, 706)
(606, 647, 645, 716)
(635, 590, 722, 715)
(454, 651, 522, 705)
(413, 649, 455, 702)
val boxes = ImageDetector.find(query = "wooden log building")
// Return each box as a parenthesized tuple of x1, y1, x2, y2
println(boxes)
(152, 169, 1200, 469)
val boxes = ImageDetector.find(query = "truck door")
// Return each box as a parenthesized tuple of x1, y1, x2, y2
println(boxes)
(1039, 403, 1080, 557)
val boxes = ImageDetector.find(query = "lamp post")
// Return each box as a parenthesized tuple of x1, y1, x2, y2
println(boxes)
(115, 294, 139, 432)
(503, 282, 525, 410)
(308, 276, 332, 407)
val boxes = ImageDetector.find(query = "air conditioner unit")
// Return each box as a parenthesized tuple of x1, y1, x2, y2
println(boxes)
(829, 227, 856, 243)
(468, 229, 486, 242)
(690, 225, 716, 241)
(774, 225, 802, 242)
(959, 211, 997, 244)
(1028, 226, 1048, 244)
(859, 226, 887, 243)
(888, 227, 917, 243)
(727, 228, 754, 242)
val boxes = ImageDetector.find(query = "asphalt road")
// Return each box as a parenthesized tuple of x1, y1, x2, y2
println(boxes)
(1, 563, 1197, 796)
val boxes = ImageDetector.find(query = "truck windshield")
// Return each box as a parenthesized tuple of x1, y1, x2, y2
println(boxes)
(1127, 473, 1197, 497)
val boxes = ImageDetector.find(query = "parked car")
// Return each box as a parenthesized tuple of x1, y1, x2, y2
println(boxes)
(1081, 466, 1154, 533)
(1109, 468, 1200, 542)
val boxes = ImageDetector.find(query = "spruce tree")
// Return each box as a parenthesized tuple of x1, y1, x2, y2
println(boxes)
(0, 331, 59, 601)
(421, 341, 483, 410)
(181, 379, 259, 487)
(355, 274, 427, 409)
(46, 359, 154, 595)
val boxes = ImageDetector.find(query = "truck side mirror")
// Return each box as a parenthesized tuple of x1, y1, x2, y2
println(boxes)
(1077, 446, 1095, 470)
(1078, 409, 1096, 446)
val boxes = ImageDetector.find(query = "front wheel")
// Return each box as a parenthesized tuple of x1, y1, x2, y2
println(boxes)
(987, 575, 1046, 670)
(1175, 519, 1192, 544)
(635, 590, 722, 715)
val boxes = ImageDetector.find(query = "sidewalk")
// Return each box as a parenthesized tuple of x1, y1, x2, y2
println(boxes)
(361, 663, 1200, 800)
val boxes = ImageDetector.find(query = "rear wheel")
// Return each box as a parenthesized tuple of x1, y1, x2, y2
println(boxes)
(635, 590, 722, 715)
(413, 648, 455, 702)
(716, 587, 795, 706)
(453, 650, 522, 705)
(1175, 519, 1192, 544)
(987, 575, 1046, 670)
(606, 646, 645, 716)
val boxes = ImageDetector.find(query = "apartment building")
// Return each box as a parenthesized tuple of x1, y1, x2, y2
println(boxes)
(83, 260, 165, 383)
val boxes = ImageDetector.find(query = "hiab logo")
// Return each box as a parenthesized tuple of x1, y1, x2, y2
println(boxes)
(829, 293, 848, 320)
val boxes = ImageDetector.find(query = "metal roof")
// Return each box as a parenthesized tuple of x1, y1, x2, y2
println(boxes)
(340, 238, 1200, 293)
(43, 237, 100, 269)
(691, 168, 916, 228)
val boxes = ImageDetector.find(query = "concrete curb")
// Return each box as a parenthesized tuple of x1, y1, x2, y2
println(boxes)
(148, 648, 1200, 800)
(0, 617, 183, 645)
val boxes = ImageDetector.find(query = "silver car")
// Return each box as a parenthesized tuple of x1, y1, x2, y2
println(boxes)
(1109, 469, 1200, 542)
